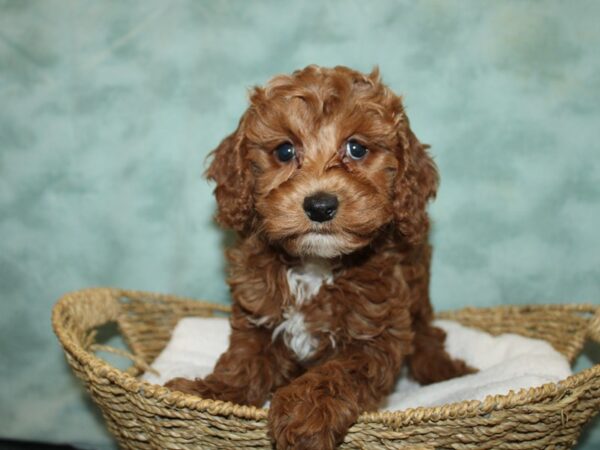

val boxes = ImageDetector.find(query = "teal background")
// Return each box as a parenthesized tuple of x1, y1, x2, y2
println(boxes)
(0, 0, 598, 448)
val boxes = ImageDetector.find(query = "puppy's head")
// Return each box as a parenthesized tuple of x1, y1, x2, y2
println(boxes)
(207, 65, 438, 258)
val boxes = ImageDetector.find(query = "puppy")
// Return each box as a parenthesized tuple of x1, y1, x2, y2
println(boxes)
(166, 65, 472, 450)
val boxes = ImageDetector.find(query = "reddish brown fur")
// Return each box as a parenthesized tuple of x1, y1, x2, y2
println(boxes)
(166, 65, 473, 450)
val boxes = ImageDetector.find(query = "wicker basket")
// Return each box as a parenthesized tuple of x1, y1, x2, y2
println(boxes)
(52, 288, 600, 450)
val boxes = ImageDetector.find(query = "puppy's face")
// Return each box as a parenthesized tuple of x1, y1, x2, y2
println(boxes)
(207, 66, 438, 258)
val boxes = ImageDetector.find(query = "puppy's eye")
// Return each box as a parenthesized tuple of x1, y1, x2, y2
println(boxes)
(346, 140, 368, 160)
(275, 142, 296, 162)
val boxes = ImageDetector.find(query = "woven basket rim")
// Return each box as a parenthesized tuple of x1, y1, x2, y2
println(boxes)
(52, 287, 600, 426)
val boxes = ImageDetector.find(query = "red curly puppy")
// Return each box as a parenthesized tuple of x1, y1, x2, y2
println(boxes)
(166, 65, 472, 450)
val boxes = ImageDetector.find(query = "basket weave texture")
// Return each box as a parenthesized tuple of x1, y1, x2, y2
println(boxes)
(52, 288, 600, 450)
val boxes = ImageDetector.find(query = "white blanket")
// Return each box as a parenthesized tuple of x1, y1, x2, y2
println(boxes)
(142, 317, 571, 410)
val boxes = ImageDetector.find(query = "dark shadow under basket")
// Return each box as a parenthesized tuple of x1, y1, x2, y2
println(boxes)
(52, 288, 600, 449)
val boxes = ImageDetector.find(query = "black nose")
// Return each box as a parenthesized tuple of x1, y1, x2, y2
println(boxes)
(303, 192, 338, 223)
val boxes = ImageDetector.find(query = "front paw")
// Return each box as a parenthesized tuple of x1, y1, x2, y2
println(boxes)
(268, 382, 359, 450)
(164, 377, 219, 398)
(165, 376, 260, 406)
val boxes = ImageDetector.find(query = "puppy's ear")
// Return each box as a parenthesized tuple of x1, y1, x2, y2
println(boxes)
(205, 116, 254, 234)
(393, 121, 439, 245)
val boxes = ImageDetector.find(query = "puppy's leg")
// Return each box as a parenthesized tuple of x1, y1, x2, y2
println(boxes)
(166, 325, 297, 407)
(408, 320, 476, 385)
(269, 339, 406, 450)
(402, 244, 476, 384)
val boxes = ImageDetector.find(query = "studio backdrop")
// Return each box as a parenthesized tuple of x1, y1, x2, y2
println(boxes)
(0, 1, 598, 448)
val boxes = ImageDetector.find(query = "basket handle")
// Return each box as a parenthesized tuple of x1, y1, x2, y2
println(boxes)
(89, 343, 159, 376)
(588, 308, 600, 344)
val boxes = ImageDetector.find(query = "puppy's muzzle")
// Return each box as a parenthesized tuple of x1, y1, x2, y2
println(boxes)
(303, 192, 338, 223)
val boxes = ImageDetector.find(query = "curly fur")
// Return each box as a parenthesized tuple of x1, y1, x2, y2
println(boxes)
(166, 65, 473, 450)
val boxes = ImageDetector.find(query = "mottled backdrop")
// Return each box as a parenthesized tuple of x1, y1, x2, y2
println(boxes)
(0, 1, 598, 448)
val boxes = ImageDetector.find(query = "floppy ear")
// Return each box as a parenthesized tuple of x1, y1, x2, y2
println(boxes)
(205, 116, 254, 234)
(393, 122, 439, 245)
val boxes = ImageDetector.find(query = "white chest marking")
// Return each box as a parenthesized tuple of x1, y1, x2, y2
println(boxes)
(273, 258, 333, 360)
(286, 258, 334, 306)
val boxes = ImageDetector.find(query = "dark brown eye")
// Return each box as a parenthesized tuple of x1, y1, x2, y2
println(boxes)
(275, 142, 296, 162)
(346, 140, 368, 160)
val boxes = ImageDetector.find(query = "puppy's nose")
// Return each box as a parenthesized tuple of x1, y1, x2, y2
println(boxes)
(303, 192, 338, 223)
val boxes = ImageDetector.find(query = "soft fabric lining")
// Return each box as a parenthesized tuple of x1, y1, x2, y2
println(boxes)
(142, 317, 572, 410)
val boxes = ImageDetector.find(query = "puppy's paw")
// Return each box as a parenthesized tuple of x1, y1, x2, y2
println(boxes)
(268, 381, 358, 450)
(165, 376, 261, 406)
(164, 377, 218, 398)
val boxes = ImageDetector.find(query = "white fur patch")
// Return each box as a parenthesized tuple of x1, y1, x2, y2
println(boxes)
(273, 311, 318, 360)
(296, 233, 345, 258)
(272, 258, 333, 360)
(286, 257, 333, 305)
